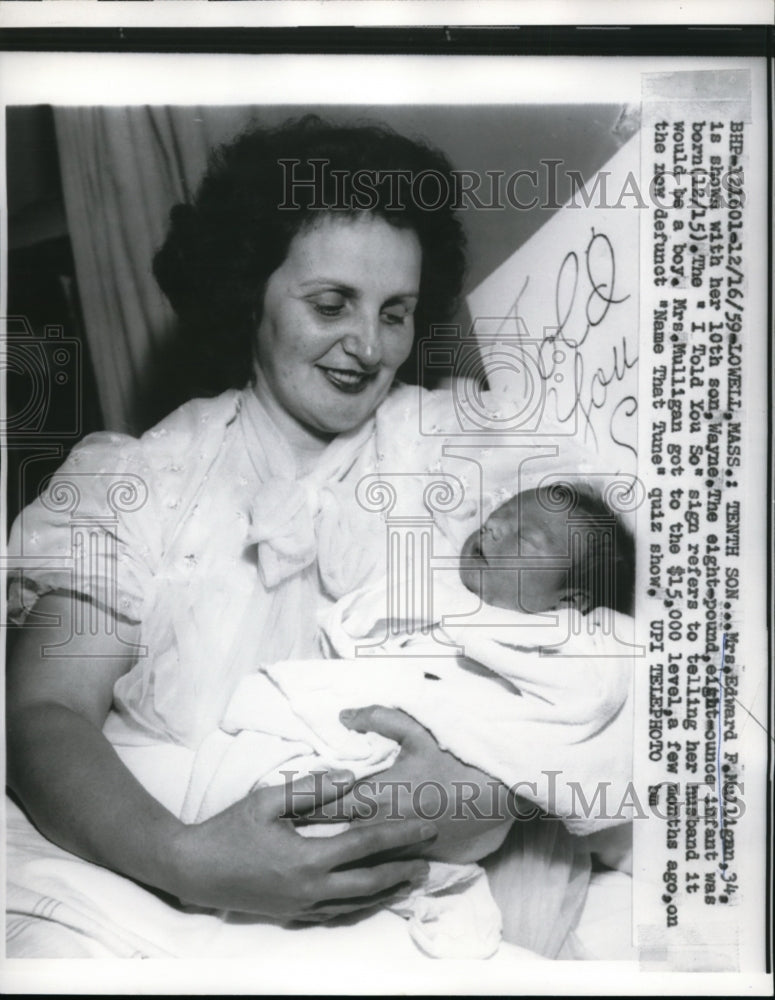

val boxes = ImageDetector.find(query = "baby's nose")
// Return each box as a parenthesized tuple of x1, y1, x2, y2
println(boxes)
(483, 520, 504, 543)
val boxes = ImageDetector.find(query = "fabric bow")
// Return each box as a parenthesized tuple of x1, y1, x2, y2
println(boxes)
(245, 476, 381, 597)
(239, 387, 385, 595)
(246, 478, 325, 589)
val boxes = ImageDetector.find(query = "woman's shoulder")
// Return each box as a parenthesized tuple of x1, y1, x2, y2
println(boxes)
(7, 390, 247, 622)
(64, 390, 244, 472)
(375, 382, 465, 471)
(376, 381, 450, 431)
(135, 389, 243, 461)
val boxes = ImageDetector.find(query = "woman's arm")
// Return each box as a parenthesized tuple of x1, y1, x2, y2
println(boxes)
(6, 594, 184, 889)
(7, 594, 436, 920)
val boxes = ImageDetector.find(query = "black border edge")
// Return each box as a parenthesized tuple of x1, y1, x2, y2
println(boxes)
(0, 24, 771, 56)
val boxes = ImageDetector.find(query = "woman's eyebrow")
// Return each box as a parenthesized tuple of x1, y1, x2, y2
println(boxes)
(298, 281, 419, 302)
(298, 280, 357, 293)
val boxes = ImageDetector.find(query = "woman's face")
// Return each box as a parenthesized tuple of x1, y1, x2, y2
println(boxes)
(254, 213, 421, 443)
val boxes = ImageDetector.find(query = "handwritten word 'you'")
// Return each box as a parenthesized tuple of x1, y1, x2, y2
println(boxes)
(519, 228, 638, 457)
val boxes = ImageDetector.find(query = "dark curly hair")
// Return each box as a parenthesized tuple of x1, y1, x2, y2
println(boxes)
(535, 483, 635, 616)
(153, 115, 467, 392)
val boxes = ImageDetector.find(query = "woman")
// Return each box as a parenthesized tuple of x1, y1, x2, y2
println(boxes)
(8, 116, 634, 961)
(6, 117, 519, 949)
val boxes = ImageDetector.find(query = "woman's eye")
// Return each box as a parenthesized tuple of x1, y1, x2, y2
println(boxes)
(381, 309, 409, 326)
(310, 295, 346, 317)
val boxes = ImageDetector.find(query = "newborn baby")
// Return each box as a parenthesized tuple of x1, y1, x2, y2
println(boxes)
(459, 483, 635, 616)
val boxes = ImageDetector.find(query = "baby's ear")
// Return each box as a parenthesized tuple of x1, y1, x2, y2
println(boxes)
(559, 590, 594, 615)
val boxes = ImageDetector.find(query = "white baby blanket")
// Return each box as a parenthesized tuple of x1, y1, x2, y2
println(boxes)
(178, 580, 634, 958)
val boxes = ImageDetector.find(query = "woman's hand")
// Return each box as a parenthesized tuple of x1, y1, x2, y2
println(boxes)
(330, 707, 515, 865)
(171, 768, 437, 922)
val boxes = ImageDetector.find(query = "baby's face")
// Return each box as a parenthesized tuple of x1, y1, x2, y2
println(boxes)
(459, 490, 574, 613)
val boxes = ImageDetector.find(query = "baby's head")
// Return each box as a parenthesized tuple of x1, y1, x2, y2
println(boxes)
(459, 483, 635, 615)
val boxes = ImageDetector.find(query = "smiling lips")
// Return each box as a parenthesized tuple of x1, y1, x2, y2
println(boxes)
(319, 366, 378, 394)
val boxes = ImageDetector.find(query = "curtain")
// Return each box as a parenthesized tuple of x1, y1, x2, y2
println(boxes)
(53, 106, 251, 433)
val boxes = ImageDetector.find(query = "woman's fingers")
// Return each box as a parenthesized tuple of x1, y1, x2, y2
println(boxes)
(320, 859, 429, 901)
(257, 768, 355, 820)
(322, 815, 437, 867)
(294, 869, 427, 922)
(293, 890, 412, 923)
(339, 704, 421, 743)
(292, 902, 382, 923)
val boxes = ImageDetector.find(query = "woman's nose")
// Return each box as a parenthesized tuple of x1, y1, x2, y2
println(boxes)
(341, 317, 382, 369)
